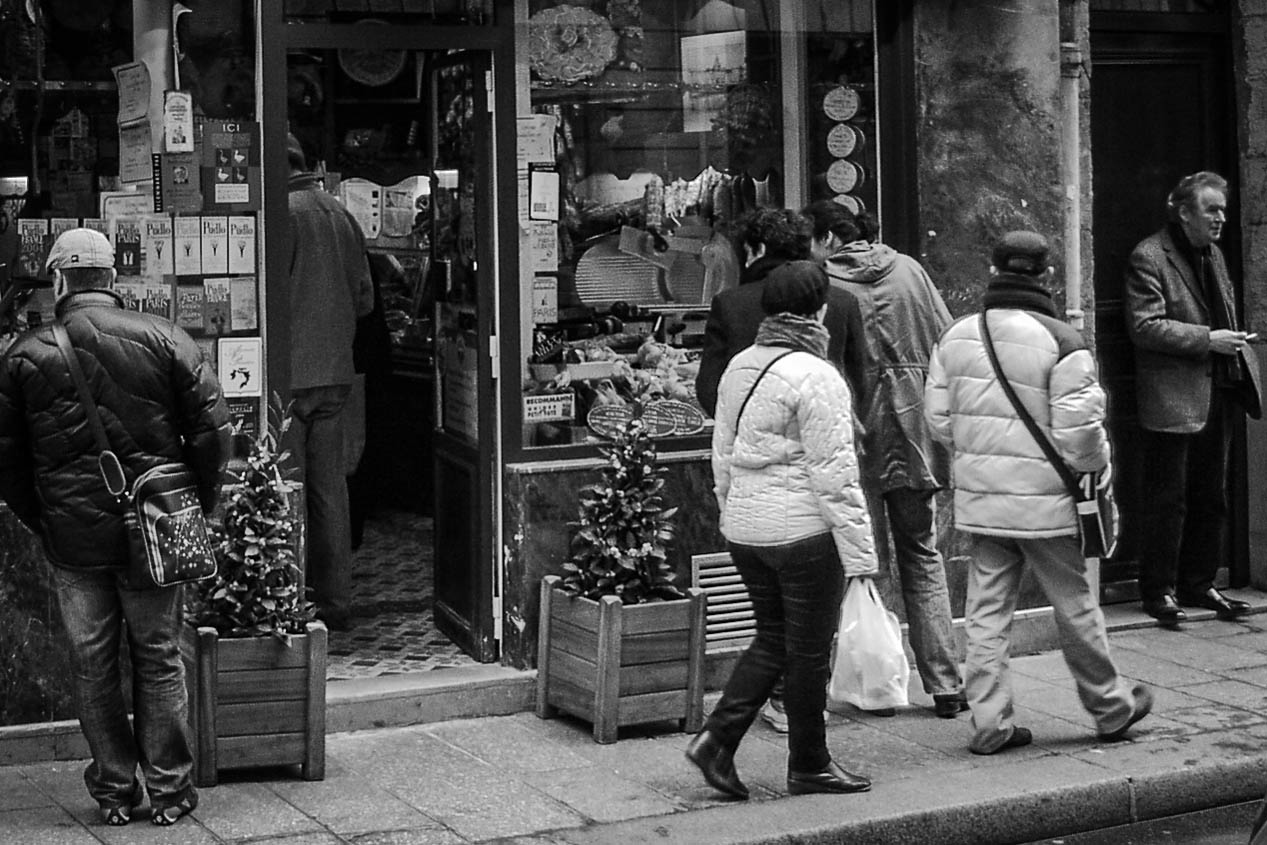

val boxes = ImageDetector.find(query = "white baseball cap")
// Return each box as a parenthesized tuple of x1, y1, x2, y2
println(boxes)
(45, 227, 115, 272)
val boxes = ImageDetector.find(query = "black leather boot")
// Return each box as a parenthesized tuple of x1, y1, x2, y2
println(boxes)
(685, 730, 749, 800)
(787, 761, 871, 795)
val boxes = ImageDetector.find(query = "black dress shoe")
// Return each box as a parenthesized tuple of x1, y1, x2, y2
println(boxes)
(1141, 594, 1186, 625)
(685, 730, 748, 800)
(787, 761, 871, 795)
(1176, 588, 1250, 620)
(933, 692, 970, 719)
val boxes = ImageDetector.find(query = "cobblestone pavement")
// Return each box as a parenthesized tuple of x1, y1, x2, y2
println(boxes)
(4, 598, 1267, 844)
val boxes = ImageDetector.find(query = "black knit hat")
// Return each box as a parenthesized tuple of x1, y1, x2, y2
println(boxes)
(761, 260, 829, 316)
(992, 230, 1049, 276)
(286, 133, 307, 171)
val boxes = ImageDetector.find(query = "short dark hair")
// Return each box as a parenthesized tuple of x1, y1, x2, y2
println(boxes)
(802, 200, 863, 244)
(1167, 171, 1228, 221)
(735, 209, 812, 261)
(761, 260, 829, 316)
(286, 133, 308, 172)
(59, 266, 114, 292)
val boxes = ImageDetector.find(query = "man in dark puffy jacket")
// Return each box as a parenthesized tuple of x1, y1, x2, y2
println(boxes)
(0, 228, 230, 827)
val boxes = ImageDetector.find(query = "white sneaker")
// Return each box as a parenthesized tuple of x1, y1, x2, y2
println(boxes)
(760, 698, 789, 733)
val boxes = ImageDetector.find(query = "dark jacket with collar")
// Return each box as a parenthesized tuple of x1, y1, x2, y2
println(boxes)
(696, 257, 868, 417)
(1124, 225, 1241, 433)
(0, 290, 231, 569)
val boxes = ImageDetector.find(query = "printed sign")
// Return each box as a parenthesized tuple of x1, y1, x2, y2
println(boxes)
(523, 392, 575, 424)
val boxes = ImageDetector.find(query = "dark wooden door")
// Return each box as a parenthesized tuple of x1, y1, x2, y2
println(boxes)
(1090, 14, 1239, 599)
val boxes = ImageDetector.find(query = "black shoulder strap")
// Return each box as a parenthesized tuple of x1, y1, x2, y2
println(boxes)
(734, 350, 796, 431)
(52, 321, 127, 499)
(978, 311, 1083, 501)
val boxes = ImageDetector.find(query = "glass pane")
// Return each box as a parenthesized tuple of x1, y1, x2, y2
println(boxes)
(518, 0, 879, 450)
(285, 0, 493, 25)
(432, 55, 482, 446)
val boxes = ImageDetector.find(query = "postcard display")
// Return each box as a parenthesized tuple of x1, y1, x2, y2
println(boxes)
(13, 63, 264, 440)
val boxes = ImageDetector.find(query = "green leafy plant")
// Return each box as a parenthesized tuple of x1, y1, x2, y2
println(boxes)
(559, 412, 684, 604)
(186, 394, 314, 640)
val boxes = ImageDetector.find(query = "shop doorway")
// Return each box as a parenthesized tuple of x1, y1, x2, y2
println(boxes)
(267, 19, 505, 671)
(1089, 8, 1241, 601)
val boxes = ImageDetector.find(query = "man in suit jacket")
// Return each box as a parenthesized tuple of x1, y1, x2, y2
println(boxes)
(1125, 170, 1254, 625)
(696, 208, 868, 418)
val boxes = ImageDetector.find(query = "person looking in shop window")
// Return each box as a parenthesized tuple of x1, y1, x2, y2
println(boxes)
(287, 133, 375, 632)
(687, 260, 876, 799)
(695, 207, 869, 734)
(803, 200, 966, 720)
(1124, 171, 1258, 626)
(0, 227, 231, 826)
(925, 230, 1152, 754)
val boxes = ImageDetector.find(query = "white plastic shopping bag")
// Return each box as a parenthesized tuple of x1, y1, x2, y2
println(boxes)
(829, 577, 910, 710)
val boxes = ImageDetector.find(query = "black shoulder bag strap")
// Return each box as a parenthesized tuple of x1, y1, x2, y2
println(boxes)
(733, 350, 796, 431)
(51, 322, 128, 500)
(978, 311, 1085, 502)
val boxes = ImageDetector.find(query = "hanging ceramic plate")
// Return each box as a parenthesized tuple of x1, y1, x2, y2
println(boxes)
(826, 123, 859, 158)
(528, 5, 618, 84)
(832, 194, 864, 215)
(338, 21, 408, 87)
(822, 86, 860, 121)
(826, 160, 862, 194)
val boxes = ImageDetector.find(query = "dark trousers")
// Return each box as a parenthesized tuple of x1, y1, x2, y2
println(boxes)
(705, 533, 845, 773)
(1137, 389, 1233, 601)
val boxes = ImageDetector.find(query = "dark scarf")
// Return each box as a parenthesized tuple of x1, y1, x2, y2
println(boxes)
(981, 273, 1058, 317)
(1169, 222, 1238, 385)
(754, 312, 830, 359)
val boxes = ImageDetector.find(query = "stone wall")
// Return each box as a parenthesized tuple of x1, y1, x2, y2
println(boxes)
(913, 0, 1069, 606)
(1234, 2, 1267, 586)
(0, 507, 75, 726)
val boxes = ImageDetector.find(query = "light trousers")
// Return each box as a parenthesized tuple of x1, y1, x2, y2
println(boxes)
(964, 534, 1134, 745)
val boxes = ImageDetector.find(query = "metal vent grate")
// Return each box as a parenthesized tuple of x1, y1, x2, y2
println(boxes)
(691, 552, 755, 654)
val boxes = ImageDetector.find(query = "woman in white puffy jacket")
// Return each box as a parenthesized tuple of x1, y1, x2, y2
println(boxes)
(685, 261, 878, 800)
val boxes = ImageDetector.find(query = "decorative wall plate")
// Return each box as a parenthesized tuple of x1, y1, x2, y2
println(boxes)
(833, 194, 864, 215)
(826, 123, 859, 158)
(822, 85, 860, 121)
(338, 21, 408, 87)
(528, 5, 618, 84)
(826, 159, 863, 194)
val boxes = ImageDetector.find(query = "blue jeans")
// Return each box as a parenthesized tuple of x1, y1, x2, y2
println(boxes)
(883, 487, 962, 696)
(50, 566, 195, 811)
(705, 533, 845, 773)
(291, 384, 353, 616)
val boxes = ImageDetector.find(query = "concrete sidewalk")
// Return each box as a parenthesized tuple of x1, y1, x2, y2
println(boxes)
(4, 593, 1267, 845)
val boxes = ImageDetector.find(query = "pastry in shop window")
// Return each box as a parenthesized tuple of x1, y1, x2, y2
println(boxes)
(528, 5, 619, 84)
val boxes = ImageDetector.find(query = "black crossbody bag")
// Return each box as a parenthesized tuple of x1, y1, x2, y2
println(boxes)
(53, 321, 217, 588)
(978, 312, 1119, 559)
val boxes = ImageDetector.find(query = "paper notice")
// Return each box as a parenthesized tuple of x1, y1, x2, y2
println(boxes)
(531, 275, 558, 324)
(516, 115, 556, 164)
(529, 169, 560, 222)
(218, 336, 263, 398)
(119, 124, 153, 184)
(113, 62, 151, 126)
(141, 215, 174, 280)
(163, 90, 195, 153)
(529, 221, 558, 273)
(200, 216, 229, 274)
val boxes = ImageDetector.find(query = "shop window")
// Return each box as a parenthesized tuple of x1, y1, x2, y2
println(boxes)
(284, 0, 493, 25)
(517, 0, 877, 450)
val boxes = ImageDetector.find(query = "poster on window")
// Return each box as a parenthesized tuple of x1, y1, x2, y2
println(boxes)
(680, 31, 747, 133)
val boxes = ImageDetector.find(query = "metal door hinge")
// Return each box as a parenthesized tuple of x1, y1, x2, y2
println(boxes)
(485, 70, 494, 113)
(489, 334, 499, 378)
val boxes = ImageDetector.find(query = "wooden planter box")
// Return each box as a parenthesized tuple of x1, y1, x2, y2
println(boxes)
(182, 621, 327, 787)
(536, 575, 706, 743)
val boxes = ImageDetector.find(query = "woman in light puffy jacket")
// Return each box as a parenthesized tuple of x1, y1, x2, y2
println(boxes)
(685, 261, 878, 800)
